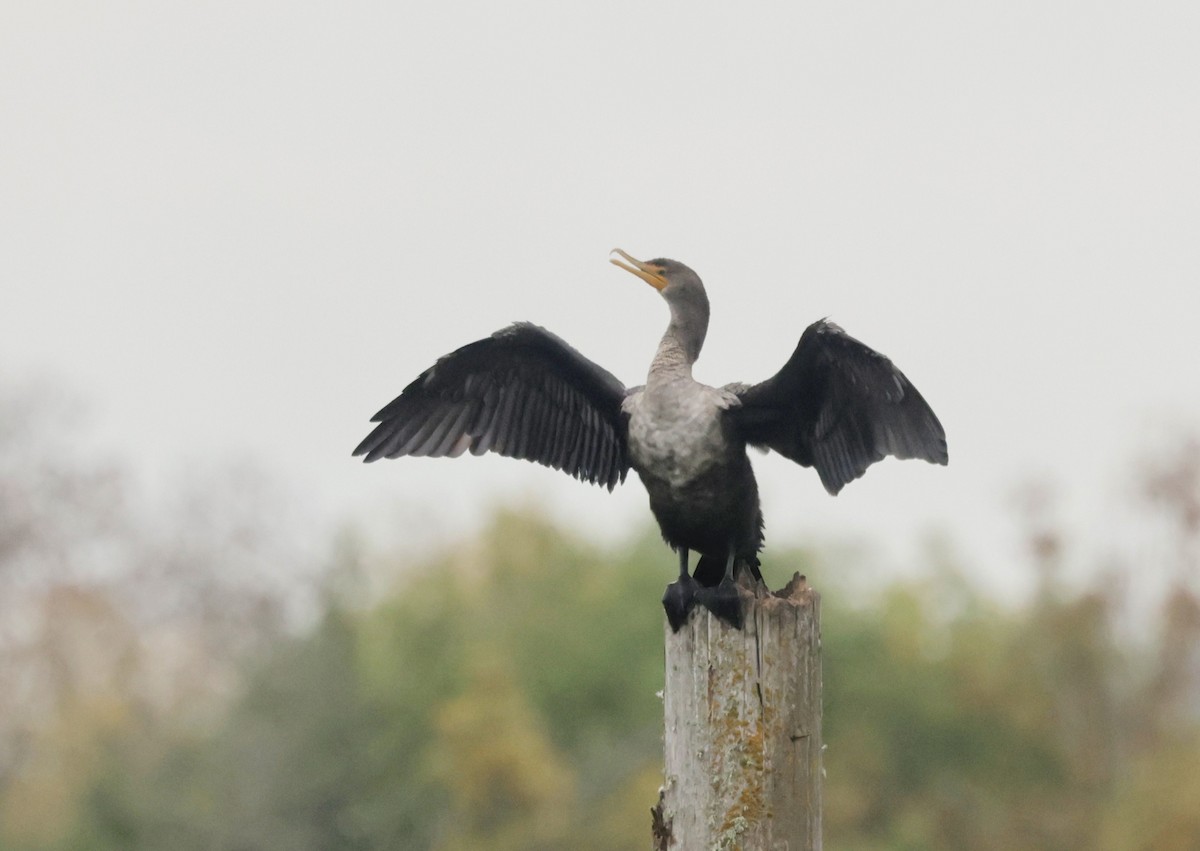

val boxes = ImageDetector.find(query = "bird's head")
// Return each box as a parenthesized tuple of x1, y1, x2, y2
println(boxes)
(609, 249, 703, 297)
(610, 249, 710, 360)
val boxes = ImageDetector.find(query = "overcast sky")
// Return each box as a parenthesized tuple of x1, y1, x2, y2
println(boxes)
(3, 1, 1198, 590)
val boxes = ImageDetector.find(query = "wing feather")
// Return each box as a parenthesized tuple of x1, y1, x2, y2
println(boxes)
(491, 386, 520, 455)
(354, 323, 630, 489)
(409, 403, 461, 457)
(430, 403, 476, 457)
(730, 319, 947, 495)
(469, 386, 502, 455)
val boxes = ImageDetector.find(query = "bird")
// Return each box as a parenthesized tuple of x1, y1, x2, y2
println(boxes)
(353, 250, 947, 630)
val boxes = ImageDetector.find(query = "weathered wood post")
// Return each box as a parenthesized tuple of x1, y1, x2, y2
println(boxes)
(652, 573, 822, 850)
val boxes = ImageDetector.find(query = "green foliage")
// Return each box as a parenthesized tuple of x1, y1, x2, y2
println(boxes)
(31, 511, 668, 851)
(4, 501, 1200, 850)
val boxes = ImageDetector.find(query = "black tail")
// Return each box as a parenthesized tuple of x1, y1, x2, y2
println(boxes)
(693, 552, 762, 587)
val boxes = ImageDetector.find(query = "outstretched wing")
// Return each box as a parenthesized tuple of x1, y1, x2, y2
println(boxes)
(729, 319, 947, 495)
(353, 322, 630, 490)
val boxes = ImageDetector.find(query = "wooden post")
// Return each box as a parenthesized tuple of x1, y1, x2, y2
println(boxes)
(652, 574, 822, 851)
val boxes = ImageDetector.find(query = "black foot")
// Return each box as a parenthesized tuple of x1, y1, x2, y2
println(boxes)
(662, 574, 700, 632)
(696, 577, 745, 630)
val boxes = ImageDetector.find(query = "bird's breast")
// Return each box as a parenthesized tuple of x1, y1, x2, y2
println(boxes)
(625, 384, 734, 492)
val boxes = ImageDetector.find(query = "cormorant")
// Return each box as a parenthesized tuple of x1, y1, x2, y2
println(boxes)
(354, 250, 947, 630)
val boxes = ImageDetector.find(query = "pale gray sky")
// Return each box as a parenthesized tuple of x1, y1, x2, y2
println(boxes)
(3, 1, 1198, 588)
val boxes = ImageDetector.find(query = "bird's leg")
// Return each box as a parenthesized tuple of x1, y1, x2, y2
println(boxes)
(701, 549, 745, 630)
(662, 548, 699, 632)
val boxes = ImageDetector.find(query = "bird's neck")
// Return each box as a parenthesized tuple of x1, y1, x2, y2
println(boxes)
(646, 288, 709, 384)
(648, 311, 707, 384)
(648, 330, 695, 383)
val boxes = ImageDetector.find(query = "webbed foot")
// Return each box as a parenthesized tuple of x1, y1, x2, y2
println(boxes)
(698, 576, 745, 630)
(662, 574, 701, 632)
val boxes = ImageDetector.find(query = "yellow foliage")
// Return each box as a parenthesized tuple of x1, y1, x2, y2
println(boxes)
(1099, 733, 1200, 851)
(0, 694, 132, 847)
(432, 657, 575, 851)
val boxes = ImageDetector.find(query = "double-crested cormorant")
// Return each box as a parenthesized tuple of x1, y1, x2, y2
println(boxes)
(354, 250, 947, 630)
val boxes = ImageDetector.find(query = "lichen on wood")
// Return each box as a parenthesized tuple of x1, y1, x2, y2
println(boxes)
(656, 573, 822, 850)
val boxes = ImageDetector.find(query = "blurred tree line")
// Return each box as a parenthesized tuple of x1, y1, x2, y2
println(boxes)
(1, 382, 1199, 850)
